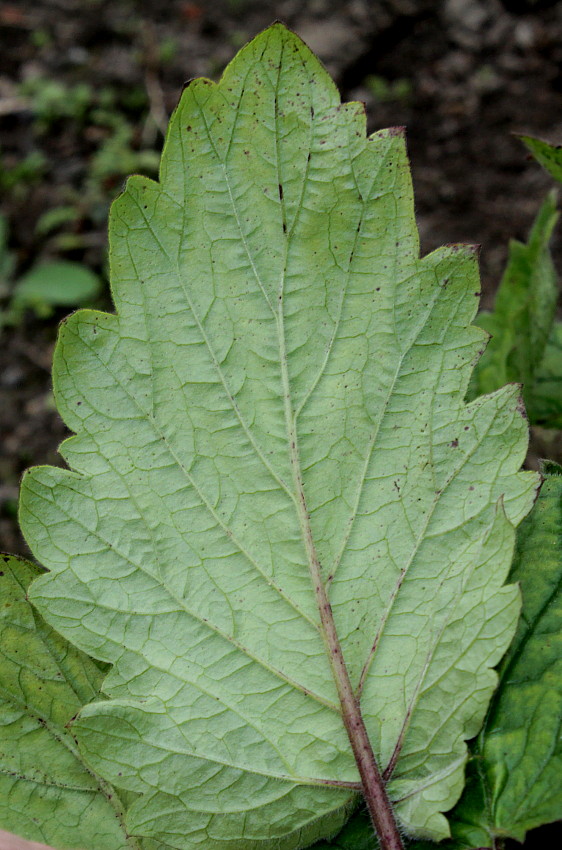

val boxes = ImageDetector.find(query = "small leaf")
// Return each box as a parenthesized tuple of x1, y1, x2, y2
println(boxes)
(0, 555, 141, 850)
(19, 24, 538, 849)
(471, 190, 559, 419)
(521, 134, 562, 184)
(12, 261, 101, 314)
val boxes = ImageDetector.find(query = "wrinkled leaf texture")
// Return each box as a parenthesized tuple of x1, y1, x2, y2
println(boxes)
(0, 556, 135, 849)
(315, 467, 562, 849)
(445, 464, 562, 847)
(19, 24, 537, 850)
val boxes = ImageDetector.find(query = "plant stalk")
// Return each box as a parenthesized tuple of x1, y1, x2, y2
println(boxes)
(279, 308, 404, 850)
(313, 560, 405, 850)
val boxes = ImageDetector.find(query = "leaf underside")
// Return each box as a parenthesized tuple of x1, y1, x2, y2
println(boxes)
(0, 556, 130, 850)
(326, 470, 562, 849)
(19, 24, 537, 850)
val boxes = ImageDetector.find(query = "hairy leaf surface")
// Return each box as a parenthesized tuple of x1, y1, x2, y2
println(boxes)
(0, 556, 135, 849)
(19, 24, 537, 849)
(315, 468, 562, 849)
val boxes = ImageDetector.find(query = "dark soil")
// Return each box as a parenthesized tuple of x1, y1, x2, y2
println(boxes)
(0, 2, 561, 845)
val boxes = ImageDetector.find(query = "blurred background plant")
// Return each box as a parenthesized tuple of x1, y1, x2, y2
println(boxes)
(1, 211, 102, 326)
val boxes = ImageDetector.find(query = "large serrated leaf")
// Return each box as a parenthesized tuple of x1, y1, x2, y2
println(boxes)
(19, 24, 538, 850)
(0, 555, 136, 849)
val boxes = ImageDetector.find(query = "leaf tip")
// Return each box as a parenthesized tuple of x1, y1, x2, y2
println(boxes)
(539, 459, 562, 477)
(386, 125, 407, 137)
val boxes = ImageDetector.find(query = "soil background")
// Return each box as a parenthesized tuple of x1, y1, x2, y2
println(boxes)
(1, 1, 562, 846)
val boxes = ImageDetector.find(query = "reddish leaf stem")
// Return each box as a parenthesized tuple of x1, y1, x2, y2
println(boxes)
(311, 544, 404, 850)
(279, 299, 404, 850)
(286, 429, 403, 847)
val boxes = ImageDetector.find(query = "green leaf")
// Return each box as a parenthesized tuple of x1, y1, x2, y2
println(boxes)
(521, 134, 562, 184)
(0, 555, 140, 849)
(532, 321, 562, 427)
(12, 261, 102, 315)
(317, 469, 562, 849)
(471, 469, 562, 842)
(0, 213, 16, 305)
(432, 468, 562, 847)
(19, 24, 538, 849)
(471, 190, 559, 418)
(34, 206, 81, 238)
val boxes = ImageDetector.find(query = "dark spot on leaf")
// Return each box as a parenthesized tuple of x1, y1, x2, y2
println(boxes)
(450, 439, 459, 448)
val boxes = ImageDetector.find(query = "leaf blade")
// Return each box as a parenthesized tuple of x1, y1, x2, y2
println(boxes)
(471, 190, 559, 419)
(19, 24, 538, 849)
(479, 469, 562, 840)
(422, 467, 562, 847)
(521, 134, 562, 184)
(0, 556, 139, 850)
